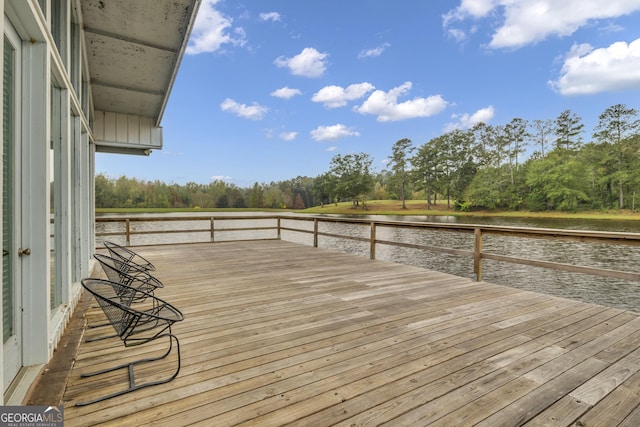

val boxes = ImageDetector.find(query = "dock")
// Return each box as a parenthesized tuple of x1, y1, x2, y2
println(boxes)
(56, 240, 640, 425)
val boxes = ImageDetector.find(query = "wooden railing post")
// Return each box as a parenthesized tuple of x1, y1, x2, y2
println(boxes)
(474, 228, 482, 282)
(277, 217, 281, 240)
(210, 218, 215, 242)
(125, 219, 131, 246)
(313, 218, 319, 247)
(370, 222, 376, 260)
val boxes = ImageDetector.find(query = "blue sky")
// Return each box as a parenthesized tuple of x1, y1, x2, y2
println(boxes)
(96, 0, 640, 187)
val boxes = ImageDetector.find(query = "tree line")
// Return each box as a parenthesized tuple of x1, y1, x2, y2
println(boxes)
(96, 103, 640, 212)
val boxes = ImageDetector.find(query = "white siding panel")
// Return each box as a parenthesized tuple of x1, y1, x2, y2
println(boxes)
(127, 114, 140, 144)
(94, 110, 162, 153)
(103, 111, 117, 141)
(116, 113, 128, 143)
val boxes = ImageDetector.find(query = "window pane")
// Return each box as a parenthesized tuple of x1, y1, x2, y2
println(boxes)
(50, 83, 62, 310)
(3, 37, 15, 341)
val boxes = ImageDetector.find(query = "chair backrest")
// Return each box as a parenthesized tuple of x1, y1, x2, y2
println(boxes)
(81, 279, 141, 337)
(94, 254, 163, 299)
(103, 241, 156, 272)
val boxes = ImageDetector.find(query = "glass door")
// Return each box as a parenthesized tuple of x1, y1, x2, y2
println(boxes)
(3, 23, 22, 391)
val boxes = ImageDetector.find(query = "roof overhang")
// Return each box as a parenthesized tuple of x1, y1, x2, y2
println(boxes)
(81, 0, 201, 154)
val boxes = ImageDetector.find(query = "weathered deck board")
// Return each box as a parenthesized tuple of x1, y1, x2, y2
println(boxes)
(58, 240, 640, 426)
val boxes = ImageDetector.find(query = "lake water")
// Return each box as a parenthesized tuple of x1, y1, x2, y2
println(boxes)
(96, 212, 640, 313)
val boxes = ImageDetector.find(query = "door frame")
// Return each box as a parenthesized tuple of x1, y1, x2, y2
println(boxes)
(2, 7, 51, 398)
(2, 14, 22, 392)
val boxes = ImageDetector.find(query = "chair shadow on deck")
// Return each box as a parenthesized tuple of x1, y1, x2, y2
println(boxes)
(75, 278, 184, 407)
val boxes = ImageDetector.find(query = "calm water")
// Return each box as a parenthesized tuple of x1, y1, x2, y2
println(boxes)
(96, 212, 640, 313)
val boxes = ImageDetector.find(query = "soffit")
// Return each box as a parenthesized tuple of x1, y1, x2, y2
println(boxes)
(81, 0, 200, 123)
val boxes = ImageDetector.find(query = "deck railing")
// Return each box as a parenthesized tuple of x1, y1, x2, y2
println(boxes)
(95, 214, 640, 283)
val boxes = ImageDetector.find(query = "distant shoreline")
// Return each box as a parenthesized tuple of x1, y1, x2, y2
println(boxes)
(96, 200, 640, 222)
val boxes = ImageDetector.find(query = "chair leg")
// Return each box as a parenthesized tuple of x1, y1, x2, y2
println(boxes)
(75, 334, 181, 406)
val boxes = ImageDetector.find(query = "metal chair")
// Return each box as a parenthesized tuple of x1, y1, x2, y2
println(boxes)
(104, 240, 156, 272)
(88, 254, 165, 341)
(94, 253, 163, 299)
(77, 278, 184, 406)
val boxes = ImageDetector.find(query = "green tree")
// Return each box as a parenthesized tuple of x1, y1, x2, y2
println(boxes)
(329, 152, 374, 209)
(471, 122, 497, 167)
(593, 104, 640, 208)
(525, 150, 590, 211)
(216, 194, 228, 208)
(447, 129, 477, 208)
(263, 182, 286, 208)
(248, 182, 264, 208)
(555, 109, 584, 151)
(463, 166, 505, 210)
(388, 138, 414, 209)
(531, 119, 553, 159)
(94, 173, 116, 207)
(412, 138, 443, 209)
(504, 117, 529, 187)
(580, 142, 614, 209)
(627, 135, 640, 211)
(312, 173, 336, 207)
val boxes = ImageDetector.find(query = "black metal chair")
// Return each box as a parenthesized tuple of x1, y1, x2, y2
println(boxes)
(77, 278, 184, 406)
(88, 254, 165, 341)
(94, 253, 163, 299)
(104, 240, 156, 272)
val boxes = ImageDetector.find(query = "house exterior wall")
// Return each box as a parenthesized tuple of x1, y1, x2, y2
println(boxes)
(0, 0, 197, 404)
(1, 0, 95, 403)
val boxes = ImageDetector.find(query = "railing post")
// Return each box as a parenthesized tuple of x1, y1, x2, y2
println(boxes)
(125, 219, 131, 246)
(277, 217, 281, 240)
(210, 218, 215, 242)
(313, 218, 319, 247)
(370, 222, 376, 260)
(474, 228, 482, 282)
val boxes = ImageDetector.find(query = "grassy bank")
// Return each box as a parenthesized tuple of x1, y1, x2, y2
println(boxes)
(299, 200, 640, 221)
(96, 201, 640, 221)
(96, 207, 288, 214)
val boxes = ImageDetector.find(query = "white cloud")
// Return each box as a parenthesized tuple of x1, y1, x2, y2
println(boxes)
(312, 83, 375, 108)
(358, 43, 391, 59)
(310, 124, 360, 141)
(220, 98, 268, 120)
(271, 87, 302, 99)
(186, 0, 247, 54)
(444, 0, 640, 49)
(211, 175, 232, 182)
(550, 38, 640, 95)
(279, 131, 298, 141)
(445, 105, 495, 131)
(446, 28, 468, 43)
(326, 146, 338, 152)
(274, 47, 328, 78)
(354, 82, 449, 122)
(260, 12, 281, 22)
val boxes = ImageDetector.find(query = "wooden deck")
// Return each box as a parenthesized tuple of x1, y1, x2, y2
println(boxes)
(59, 240, 640, 426)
